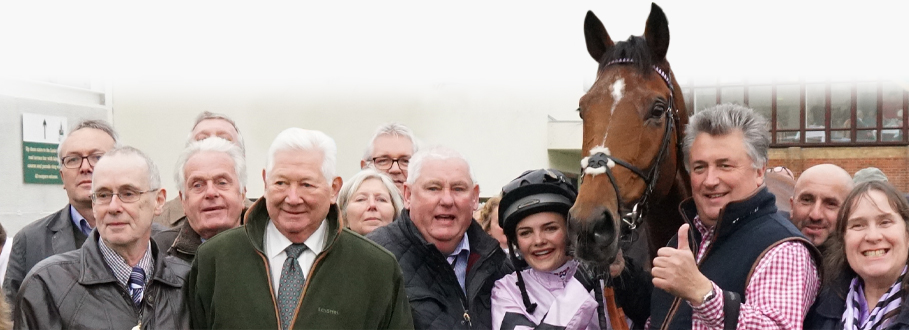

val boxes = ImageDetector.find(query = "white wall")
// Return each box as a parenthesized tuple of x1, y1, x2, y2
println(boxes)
(112, 79, 583, 200)
(0, 79, 111, 236)
(3, 1, 908, 237)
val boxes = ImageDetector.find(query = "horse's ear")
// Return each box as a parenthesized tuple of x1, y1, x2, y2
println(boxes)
(584, 11, 613, 63)
(644, 3, 670, 62)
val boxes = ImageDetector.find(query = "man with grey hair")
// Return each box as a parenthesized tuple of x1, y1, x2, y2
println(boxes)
(186, 128, 412, 329)
(152, 111, 252, 228)
(153, 137, 247, 263)
(5, 119, 118, 303)
(14, 147, 189, 329)
(789, 163, 853, 247)
(361, 122, 419, 191)
(368, 146, 511, 330)
(649, 104, 820, 330)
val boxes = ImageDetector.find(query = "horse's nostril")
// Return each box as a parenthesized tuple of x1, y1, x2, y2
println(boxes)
(591, 212, 616, 244)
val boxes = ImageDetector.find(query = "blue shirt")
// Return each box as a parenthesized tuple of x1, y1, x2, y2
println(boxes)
(445, 233, 470, 295)
(69, 205, 93, 236)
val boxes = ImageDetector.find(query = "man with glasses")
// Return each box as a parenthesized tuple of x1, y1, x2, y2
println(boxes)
(13, 146, 188, 329)
(361, 123, 419, 192)
(4, 120, 118, 303)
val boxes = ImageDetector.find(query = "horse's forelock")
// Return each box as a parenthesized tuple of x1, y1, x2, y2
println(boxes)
(597, 36, 654, 74)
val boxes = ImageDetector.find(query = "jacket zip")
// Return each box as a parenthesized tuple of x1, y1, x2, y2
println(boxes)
(256, 227, 340, 330)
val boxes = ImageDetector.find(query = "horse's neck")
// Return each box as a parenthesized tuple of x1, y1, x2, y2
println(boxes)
(644, 168, 690, 259)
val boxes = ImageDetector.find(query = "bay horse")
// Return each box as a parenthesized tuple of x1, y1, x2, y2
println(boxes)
(568, 3, 690, 270)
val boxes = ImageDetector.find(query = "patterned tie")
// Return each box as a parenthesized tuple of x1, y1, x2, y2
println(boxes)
(127, 266, 145, 307)
(278, 244, 307, 330)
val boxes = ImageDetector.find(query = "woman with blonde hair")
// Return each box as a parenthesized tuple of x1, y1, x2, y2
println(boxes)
(477, 194, 507, 251)
(338, 169, 404, 236)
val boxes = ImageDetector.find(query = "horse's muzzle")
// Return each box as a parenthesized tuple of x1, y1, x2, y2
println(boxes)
(568, 207, 620, 268)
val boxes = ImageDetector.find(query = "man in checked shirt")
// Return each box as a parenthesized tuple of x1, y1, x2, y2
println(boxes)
(648, 104, 821, 330)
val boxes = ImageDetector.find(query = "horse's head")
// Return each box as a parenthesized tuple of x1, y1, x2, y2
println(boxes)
(569, 3, 688, 268)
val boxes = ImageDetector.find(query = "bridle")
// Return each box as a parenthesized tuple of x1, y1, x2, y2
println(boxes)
(579, 58, 683, 239)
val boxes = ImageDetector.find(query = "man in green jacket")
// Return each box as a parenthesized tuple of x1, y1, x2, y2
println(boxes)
(186, 128, 413, 330)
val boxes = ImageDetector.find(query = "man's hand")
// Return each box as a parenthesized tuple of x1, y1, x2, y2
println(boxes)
(609, 249, 625, 278)
(651, 224, 713, 305)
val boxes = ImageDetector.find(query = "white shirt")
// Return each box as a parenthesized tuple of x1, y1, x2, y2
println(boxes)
(265, 219, 327, 295)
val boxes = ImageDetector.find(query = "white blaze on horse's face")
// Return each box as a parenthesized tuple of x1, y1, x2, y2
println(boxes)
(610, 78, 625, 115)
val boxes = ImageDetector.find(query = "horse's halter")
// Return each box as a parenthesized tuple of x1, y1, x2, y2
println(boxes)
(579, 58, 682, 238)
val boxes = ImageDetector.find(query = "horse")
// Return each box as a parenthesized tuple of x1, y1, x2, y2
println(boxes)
(568, 3, 690, 270)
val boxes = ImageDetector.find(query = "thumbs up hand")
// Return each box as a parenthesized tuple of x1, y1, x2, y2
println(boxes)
(651, 224, 714, 305)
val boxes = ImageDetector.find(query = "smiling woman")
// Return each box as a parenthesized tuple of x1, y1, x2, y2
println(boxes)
(491, 169, 652, 330)
(807, 181, 909, 329)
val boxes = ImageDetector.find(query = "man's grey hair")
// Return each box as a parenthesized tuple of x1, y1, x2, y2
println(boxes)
(406, 146, 476, 185)
(265, 128, 337, 182)
(174, 137, 247, 197)
(361, 122, 419, 161)
(187, 111, 246, 155)
(337, 168, 404, 222)
(94, 146, 161, 190)
(57, 119, 120, 167)
(683, 103, 770, 171)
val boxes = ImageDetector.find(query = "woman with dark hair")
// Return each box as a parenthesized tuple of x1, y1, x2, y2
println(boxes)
(490, 169, 651, 330)
(806, 181, 909, 329)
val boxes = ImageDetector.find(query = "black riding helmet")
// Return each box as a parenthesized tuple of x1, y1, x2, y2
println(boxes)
(498, 168, 578, 240)
(497, 168, 577, 313)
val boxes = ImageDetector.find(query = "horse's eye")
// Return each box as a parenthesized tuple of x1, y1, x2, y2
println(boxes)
(577, 107, 584, 119)
(650, 102, 667, 118)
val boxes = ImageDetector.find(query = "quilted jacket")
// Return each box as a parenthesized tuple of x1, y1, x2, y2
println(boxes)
(368, 210, 512, 330)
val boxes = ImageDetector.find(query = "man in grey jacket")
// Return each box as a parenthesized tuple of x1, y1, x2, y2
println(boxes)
(13, 146, 189, 329)
(4, 120, 118, 303)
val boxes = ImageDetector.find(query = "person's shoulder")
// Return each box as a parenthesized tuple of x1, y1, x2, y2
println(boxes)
(152, 226, 181, 247)
(340, 229, 398, 263)
(16, 205, 68, 238)
(365, 220, 406, 246)
(195, 226, 248, 256)
(26, 249, 81, 278)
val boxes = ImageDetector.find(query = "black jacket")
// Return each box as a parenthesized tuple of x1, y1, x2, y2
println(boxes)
(650, 187, 819, 330)
(805, 273, 909, 329)
(368, 210, 513, 330)
(4, 205, 81, 304)
(13, 230, 189, 329)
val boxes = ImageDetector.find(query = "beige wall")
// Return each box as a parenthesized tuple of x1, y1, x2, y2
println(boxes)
(112, 79, 584, 201)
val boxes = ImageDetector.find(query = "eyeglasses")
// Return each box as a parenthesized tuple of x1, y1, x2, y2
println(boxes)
(766, 166, 794, 180)
(91, 188, 159, 205)
(371, 157, 409, 170)
(61, 153, 104, 169)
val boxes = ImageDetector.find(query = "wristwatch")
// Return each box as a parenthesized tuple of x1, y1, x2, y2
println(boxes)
(699, 287, 717, 305)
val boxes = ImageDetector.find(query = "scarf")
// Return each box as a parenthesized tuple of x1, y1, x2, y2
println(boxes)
(843, 266, 907, 330)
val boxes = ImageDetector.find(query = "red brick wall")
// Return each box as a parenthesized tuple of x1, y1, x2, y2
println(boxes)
(767, 146, 909, 192)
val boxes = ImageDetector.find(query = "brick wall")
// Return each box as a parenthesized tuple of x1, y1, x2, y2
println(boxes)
(767, 146, 909, 192)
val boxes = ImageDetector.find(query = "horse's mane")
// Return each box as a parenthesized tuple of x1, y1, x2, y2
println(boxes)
(597, 36, 654, 74)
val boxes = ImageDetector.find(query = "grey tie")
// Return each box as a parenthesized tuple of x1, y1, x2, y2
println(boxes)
(278, 244, 307, 330)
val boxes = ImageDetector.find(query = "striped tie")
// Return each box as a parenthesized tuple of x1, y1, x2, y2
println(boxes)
(127, 266, 145, 307)
(278, 244, 307, 330)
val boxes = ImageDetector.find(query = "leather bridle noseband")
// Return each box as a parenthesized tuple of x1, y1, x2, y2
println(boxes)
(579, 58, 683, 239)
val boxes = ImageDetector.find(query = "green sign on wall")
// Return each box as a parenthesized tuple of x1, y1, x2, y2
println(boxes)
(22, 142, 62, 184)
(22, 113, 67, 184)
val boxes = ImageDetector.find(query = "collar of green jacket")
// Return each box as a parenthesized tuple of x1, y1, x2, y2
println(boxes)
(242, 197, 342, 254)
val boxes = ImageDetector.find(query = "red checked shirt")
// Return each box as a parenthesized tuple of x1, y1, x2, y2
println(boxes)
(684, 215, 820, 330)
